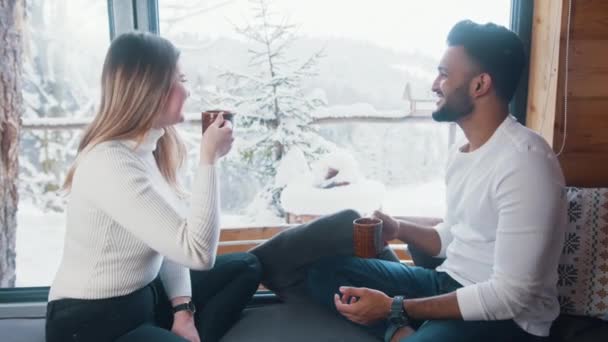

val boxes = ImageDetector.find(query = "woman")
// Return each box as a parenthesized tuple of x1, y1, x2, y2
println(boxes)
(46, 32, 261, 342)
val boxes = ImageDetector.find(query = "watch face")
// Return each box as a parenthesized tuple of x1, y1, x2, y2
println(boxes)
(389, 315, 407, 326)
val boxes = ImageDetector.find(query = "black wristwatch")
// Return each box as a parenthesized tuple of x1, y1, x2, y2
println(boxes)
(388, 295, 408, 326)
(384, 295, 409, 342)
(172, 301, 196, 315)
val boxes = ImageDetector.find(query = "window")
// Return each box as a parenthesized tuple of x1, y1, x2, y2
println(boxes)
(3, 0, 515, 290)
(158, 0, 511, 226)
(11, 0, 110, 288)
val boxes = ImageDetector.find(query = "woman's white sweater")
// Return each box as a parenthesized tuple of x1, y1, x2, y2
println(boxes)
(49, 129, 220, 301)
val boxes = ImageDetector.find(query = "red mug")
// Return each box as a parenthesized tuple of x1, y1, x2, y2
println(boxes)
(353, 217, 383, 258)
(201, 110, 235, 134)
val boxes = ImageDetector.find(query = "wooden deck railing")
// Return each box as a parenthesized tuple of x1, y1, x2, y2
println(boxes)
(216, 223, 412, 262)
(21, 110, 435, 131)
(217, 225, 289, 254)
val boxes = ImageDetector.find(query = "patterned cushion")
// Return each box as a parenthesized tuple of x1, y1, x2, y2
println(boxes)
(557, 187, 608, 320)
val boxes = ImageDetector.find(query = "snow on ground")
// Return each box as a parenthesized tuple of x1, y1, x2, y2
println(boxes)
(16, 199, 66, 287)
(281, 180, 386, 216)
(282, 179, 445, 218)
(381, 180, 446, 218)
(14, 181, 445, 286)
(274, 147, 312, 188)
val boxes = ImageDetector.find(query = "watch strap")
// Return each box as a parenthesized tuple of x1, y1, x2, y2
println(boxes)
(384, 323, 401, 342)
(172, 301, 196, 314)
(385, 295, 408, 342)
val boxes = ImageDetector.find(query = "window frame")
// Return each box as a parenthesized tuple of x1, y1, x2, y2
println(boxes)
(0, 0, 529, 315)
(509, 0, 534, 124)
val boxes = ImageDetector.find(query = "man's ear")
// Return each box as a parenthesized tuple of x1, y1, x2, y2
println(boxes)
(473, 73, 492, 98)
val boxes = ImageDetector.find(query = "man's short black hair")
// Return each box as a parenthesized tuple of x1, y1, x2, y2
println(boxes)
(447, 20, 526, 103)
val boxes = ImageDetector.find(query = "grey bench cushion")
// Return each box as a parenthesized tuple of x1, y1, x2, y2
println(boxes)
(0, 300, 378, 342)
(223, 300, 377, 342)
(0, 318, 45, 342)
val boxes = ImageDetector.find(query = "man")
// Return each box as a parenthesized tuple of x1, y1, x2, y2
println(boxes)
(304, 20, 566, 342)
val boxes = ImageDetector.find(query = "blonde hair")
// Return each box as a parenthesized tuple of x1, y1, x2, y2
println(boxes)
(64, 32, 186, 191)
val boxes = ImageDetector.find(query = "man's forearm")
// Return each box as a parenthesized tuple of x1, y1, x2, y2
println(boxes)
(395, 217, 443, 256)
(403, 291, 462, 320)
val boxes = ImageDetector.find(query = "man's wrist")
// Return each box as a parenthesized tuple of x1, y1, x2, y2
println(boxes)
(384, 295, 393, 318)
(403, 299, 411, 319)
(395, 220, 406, 242)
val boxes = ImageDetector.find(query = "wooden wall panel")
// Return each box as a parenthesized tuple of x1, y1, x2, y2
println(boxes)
(567, 39, 608, 98)
(526, 0, 563, 140)
(556, 154, 608, 188)
(570, 0, 608, 39)
(569, 40, 608, 71)
(528, 0, 608, 187)
(554, 99, 608, 153)
(567, 70, 608, 100)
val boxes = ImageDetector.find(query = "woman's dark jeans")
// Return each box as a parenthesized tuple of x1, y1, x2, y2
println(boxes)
(46, 252, 261, 342)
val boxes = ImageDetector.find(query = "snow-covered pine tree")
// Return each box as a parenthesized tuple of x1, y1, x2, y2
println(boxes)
(216, 0, 330, 217)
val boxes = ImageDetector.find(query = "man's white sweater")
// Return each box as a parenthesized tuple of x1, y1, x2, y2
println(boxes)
(436, 115, 566, 336)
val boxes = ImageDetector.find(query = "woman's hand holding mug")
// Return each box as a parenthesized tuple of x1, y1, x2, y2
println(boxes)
(200, 112, 234, 165)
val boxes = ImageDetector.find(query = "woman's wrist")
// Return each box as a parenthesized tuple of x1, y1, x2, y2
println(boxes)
(173, 310, 195, 322)
(171, 296, 195, 321)
(200, 152, 216, 165)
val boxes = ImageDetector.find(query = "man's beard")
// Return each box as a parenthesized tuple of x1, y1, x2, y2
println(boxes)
(432, 83, 474, 123)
